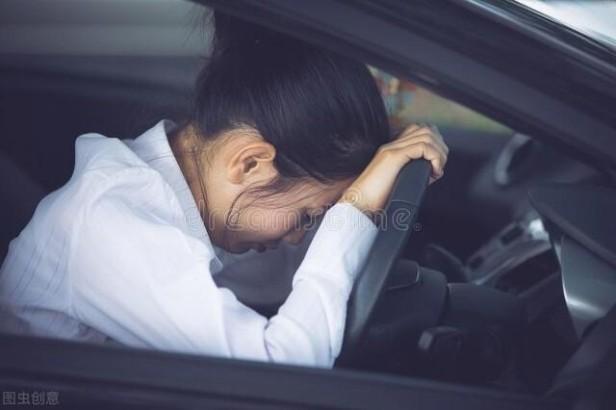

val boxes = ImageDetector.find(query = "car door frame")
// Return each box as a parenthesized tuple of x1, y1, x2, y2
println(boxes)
(0, 333, 565, 409)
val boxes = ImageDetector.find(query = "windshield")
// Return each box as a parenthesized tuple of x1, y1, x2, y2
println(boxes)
(515, 0, 616, 49)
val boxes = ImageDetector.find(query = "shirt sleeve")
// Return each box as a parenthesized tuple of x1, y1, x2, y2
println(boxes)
(211, 223, 317, 310)
(69, 169, 378, 367)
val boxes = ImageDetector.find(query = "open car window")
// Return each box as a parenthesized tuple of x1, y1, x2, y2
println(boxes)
(370, 68, 511, 136)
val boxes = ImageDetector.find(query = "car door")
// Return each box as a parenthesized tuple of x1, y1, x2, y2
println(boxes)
(0, 333, 565, 410)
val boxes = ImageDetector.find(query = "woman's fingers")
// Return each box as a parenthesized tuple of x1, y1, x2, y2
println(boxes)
(339, 123, 449, 215)
(385, 133, 448, 161)
(381, 139, 447, 179)
(395, 123, 435, 140)
(428, 125, 449, 154)
(393, 140, 446, 172)
(387, 123, 448, 181)
(393, 141, 446, 179)
(392, 125, 447, 152)
(378, 142, 445, 182)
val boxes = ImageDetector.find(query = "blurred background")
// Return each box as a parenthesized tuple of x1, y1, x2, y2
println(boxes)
(517, 0, 616, 49)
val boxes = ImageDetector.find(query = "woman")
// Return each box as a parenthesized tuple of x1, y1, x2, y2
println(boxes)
(0, 12, 447, 367)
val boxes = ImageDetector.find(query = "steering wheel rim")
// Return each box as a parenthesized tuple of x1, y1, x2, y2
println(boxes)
(341, 159, 432, 357)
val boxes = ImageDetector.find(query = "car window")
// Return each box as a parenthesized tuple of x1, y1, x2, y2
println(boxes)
(370, 68, 511, 136)
(514, 0, 616, 49)
(0, 0, 208, 56)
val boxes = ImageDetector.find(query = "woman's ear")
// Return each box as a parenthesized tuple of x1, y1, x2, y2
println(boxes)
(226, 136, 277, 185)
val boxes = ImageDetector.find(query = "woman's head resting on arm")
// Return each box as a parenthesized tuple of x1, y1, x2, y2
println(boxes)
(171, 11, 390, 254)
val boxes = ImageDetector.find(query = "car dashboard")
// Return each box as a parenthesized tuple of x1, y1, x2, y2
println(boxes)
(528, 184, 616, 338)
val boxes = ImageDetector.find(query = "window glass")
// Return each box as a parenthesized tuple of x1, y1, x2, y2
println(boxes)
(370, 68, 511, 135)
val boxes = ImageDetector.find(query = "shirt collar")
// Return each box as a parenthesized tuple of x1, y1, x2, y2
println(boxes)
(123, 120, 224, 272)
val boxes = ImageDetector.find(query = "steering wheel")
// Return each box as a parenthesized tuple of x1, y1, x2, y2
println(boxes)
(341, 159, 432, 358)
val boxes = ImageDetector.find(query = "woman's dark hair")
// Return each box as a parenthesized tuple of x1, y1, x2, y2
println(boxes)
(193, 11, 391, 189)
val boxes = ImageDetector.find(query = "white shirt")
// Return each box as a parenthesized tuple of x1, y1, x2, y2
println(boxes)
(0, 120, 377, 367)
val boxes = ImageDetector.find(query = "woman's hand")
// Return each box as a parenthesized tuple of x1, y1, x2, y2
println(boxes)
(339, 124, 448, 216)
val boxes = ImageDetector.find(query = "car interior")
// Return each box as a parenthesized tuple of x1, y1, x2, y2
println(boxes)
(1, 0, 615, 408)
